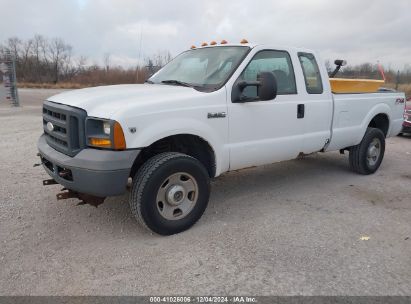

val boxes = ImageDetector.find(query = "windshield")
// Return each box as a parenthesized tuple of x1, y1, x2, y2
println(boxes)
(148, 46, 250, 91)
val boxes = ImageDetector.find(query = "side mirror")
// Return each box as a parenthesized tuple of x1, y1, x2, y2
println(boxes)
(256, 72, 278, 101)
(232, 72, 278, 103)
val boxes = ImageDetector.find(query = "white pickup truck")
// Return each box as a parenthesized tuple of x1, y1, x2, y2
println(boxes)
(38, 42, 405, 235)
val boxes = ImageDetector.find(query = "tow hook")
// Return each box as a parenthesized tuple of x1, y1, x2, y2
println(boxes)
(43, 178, 106, 207)
(58, 169, 71, 178)
(56, 189, 106, 208)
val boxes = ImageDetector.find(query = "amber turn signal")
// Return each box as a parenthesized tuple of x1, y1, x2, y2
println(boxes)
(113, 121, 126, 150)
(88, 121, 126, 150)
(89, 138, 112, 148)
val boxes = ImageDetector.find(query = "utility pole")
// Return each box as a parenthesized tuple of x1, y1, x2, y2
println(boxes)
(136, 25, 143, 83)
(395, 70, 400, 91)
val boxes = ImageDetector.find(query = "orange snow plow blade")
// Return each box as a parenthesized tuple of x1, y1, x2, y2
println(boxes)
(330, 78, 385, 93)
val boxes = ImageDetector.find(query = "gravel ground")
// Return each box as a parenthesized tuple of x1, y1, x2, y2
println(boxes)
(0, 88, 410, 296)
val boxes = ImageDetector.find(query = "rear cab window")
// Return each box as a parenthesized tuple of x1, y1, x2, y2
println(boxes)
(298, 52, 323, 94)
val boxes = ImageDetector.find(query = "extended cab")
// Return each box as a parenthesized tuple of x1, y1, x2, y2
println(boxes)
(38, 42, 405, 235)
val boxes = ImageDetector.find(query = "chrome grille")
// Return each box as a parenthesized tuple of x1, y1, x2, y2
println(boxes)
(42, 101, 87, 156)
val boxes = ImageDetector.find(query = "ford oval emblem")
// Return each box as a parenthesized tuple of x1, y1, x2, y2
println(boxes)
(46, 121, 54, 132)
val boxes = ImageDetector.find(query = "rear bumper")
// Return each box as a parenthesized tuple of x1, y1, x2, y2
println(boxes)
(37, 134, 140, 197)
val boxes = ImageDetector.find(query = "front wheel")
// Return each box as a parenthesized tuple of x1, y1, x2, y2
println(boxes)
(349, 127, 385, 175)
(130, 152, 210, 235)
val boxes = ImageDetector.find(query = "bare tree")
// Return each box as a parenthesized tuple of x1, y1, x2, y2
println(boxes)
(144, 50, 173, 76)
(325, 60, 332, 75)
(61, 55, 87, 80)
(152, 50, 172, 67)
(6, 37, 22, 60)
(31, 35, 47, 82)
(20, 39, 33, 78)
(47, 38, 72, 83)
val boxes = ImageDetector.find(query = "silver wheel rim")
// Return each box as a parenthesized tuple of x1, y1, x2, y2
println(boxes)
(156, 172, 199, 220)
(366, 138, 381, 167)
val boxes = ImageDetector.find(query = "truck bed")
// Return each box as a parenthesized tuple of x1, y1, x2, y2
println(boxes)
(326, 92, 405, 151)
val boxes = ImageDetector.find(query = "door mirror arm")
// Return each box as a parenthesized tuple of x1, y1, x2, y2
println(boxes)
(238, 80, 261, 90)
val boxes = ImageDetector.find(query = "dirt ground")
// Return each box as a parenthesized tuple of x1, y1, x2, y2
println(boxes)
(0, 89, 410, 295)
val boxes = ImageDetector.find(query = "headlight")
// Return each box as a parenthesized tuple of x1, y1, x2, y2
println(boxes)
(103, 121, 111, 135)
(86, 118, 126, 150)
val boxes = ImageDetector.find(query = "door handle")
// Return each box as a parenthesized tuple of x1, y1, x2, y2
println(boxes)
(297, 104, 305, 119)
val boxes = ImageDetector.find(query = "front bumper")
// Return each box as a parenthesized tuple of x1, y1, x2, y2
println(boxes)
(38, 134, 140, 197)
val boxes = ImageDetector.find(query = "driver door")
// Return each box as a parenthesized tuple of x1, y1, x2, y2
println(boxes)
(228, 49, 304, 170)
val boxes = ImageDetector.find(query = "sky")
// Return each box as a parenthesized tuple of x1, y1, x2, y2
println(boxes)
(0, 0, 410, 70)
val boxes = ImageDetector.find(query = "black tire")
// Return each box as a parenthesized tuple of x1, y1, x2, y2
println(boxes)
(349, 127, 385, 175)
(130, 152, 210, 235)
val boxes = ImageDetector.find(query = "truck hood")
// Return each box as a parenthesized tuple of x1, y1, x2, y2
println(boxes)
(47, 84, 206, 118)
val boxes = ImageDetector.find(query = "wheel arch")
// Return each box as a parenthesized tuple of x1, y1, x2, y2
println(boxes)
(357, 103, 391, 143)
(367, 113, 390, 137)
(130, 133, 218, 179)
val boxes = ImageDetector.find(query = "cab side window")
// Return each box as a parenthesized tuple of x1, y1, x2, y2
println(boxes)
(298, 52, 323, 94)
(239, 50, 297, 99)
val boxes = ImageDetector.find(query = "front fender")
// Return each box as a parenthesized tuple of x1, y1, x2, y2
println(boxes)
(122, 117, 229, 176)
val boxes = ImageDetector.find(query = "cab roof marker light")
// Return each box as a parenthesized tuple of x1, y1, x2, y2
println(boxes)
(191, 45, 196, 49)
(201, 42, 208, 47)
(220, 40, 228, 44)
(210, 41, 217, 45)
(240, 39, 248, 44)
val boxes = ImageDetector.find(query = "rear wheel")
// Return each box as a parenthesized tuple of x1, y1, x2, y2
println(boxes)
(349, 128, 385, 175)
(130, 152, 210, 235)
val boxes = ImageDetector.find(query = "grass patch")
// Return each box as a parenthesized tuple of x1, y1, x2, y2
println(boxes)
(18, 82, 93, 89)
(384, 83, 411, 97)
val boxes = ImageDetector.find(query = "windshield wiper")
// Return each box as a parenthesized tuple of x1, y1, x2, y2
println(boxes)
(161, 80, 193, 87)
